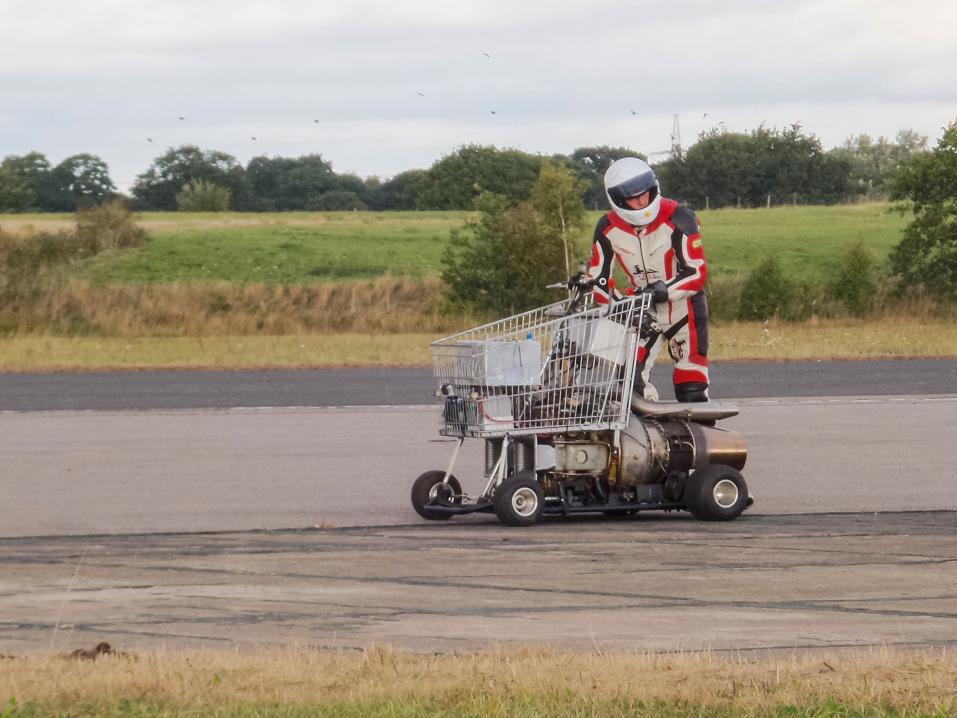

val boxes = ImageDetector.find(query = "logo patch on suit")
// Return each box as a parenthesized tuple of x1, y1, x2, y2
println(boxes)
(668, 338, 686, 362)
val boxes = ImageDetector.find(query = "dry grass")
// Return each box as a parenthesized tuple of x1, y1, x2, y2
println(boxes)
(0, 647, 954, 715)
(0, 334, 437, 370)
(711, 317, 957, 360)
(0, 318, 953, 371)
(0, 276, 463, 337)
(0, 216, 75, 236)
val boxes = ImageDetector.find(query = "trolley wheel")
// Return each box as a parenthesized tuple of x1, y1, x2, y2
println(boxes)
(684, 465, 749, 521)
(493, 471, 544, 527)
(411, 470, 463, 521)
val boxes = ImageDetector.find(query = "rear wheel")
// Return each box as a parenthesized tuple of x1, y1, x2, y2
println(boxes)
(411, 470, 463, 521)
(684, 465, 749, 521)
(493, 471, 544, 527)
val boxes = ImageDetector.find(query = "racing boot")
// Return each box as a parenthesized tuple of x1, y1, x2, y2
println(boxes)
(675, 381, 713, 424)
(675, 381, 709, 403)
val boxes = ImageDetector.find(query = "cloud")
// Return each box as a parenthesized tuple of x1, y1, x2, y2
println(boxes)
(1, 0, 955, 189)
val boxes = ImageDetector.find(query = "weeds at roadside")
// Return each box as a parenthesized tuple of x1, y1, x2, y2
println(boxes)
(0, 276, 465, 336)
(0, 647, 953, 717)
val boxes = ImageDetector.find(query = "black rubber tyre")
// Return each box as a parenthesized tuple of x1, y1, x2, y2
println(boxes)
(411, 470, 463, 521)
(493, 471, 545, 527)
(684, 465, 749, 521)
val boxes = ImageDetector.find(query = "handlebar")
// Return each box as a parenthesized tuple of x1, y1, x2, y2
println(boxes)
(545, 276, 660, 336)
(543, 273, 596, 317)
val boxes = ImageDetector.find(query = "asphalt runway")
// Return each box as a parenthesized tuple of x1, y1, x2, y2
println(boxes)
(1, 395, 955, 537)
(1, 358, 955, 411)
(2, 364, 955, 655)
(2, 512, 955, 654)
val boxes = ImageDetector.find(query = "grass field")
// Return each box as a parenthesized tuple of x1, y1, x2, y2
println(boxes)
(1, 647, 954, 717)
(1, 204, 946, 369)
(0, 204, 909, 286)
(1, 211, 467, 284)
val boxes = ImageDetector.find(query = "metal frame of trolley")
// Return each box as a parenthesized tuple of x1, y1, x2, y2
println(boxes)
(429, 292, 652, 514)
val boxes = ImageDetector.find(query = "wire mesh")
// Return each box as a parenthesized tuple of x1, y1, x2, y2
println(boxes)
(431, 294, 650, 437)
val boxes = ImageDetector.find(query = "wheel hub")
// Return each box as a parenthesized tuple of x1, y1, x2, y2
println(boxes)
(713, 478, 739, 509)
(511, 487, 539, 517)
(429, 482, 453, 504)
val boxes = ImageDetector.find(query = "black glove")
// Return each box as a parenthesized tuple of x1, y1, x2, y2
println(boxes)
(643, 280, 669, 304)
(637, 310, 660, 339)
(567, 272, 592, 290)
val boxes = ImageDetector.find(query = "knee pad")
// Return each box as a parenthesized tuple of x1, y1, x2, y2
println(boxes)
(675, 381, 709, 403)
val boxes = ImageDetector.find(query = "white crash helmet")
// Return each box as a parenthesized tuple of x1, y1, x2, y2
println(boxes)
(604, 157, 661, 226)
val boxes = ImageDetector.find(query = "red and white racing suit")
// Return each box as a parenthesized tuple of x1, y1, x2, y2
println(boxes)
(587, 197, 710, 402)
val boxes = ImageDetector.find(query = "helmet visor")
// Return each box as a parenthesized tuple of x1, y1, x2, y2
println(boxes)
(607, 171, 658, 207)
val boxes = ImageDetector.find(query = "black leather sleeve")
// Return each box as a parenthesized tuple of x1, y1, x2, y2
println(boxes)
(671, 205, 699, 237)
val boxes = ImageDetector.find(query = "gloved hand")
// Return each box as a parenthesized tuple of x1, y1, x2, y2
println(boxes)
(643, 280, 669, 304)
(635, 309, 660, 339)
(567, 272, 592, 290)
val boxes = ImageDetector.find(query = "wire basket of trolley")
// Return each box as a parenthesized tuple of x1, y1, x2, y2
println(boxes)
(411, 280, 753, 527)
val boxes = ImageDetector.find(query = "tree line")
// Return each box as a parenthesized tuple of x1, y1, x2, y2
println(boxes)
(658, 126, 927, 208)
(0, 125, 931, 213)
(444, 122, 957, 316)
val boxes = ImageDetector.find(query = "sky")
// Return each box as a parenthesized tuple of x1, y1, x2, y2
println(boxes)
(2, 0, 956, 192)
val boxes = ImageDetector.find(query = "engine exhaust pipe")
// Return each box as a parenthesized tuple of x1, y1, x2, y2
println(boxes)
(688, 423, 748, 471)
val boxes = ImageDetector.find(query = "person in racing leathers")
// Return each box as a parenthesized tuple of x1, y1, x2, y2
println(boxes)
(582, 157, 710, 403)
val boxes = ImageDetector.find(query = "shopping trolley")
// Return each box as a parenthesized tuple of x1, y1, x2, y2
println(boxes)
(412, 287, 752, 526)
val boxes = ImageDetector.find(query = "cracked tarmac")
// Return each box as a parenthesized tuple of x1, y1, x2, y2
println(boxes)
(1, 510, 955, 655)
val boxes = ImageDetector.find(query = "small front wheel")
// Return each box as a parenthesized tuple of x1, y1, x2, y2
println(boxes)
(684, 465, 749, 521)
(411, 470, 463, 521)
(493, 471, 544, 527)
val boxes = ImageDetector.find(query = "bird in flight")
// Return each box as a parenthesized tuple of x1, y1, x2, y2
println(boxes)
(146, 138, 153, 143)
(417, 92, 425, 97)
(314, 119, 320, 124)
(703, 112, 709, 119)
(178, 116, 185, 120)
(630, 110, 638, 116)
(251, 136, 257, 141)
(483, 52, 490, 57)
(490, 110, 496, 115)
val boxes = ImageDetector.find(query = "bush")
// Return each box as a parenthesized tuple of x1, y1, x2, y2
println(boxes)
(176, 180, 232, 212)
(13, 231, 82, 272)
(828, 242, 885, 316)
(889, 121, 957, 297)
(705, 273, 744, 322)
(76, 200, 147, 252)
(0, 202, 147, 300)
(738, 256, 795, 320)
(441, 161, 587, 315)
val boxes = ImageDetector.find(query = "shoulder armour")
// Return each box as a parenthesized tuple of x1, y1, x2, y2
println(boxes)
(671, 205, 699, 236)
